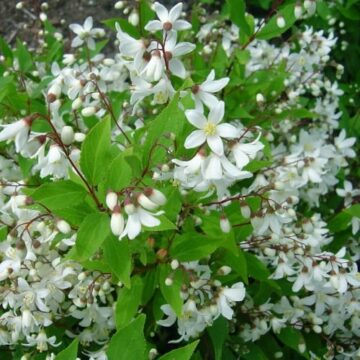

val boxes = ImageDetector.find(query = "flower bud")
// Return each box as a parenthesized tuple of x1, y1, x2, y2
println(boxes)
(137, 193, 158, 211)
(165, 277, 173, 286)
(256, 93, 265, 104)
(61, 126, 75, 145)
(144, 188, 167, 206)
(111, 208, 125, 236)
(106, 191, 118, 211)
(72, 97, 83, 110)
(276, 16, 286, 28)
(294, 4, 302, 19)
(218, 265, 232, 275)
(114, 1, 124, 9)
(170, 259, 179, 270)
(128, 11, 139, 26)
(298, 341, 306, 353)
(57, 219, 71, 234)
(240, 202, 251, 218)
(304, 0, 316, 15)
(124, 198, 136, 215)
(74, 132, 86, 142)
(81, 106, 96, 117)
(220, 215, 231, 233)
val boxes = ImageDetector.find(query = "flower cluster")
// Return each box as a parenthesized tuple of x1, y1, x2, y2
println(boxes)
(0, 0, 359, 359)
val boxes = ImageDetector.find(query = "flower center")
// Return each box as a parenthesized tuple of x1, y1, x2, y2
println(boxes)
(203, 122, 217, 136)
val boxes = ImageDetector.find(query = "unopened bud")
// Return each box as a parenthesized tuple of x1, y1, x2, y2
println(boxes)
(57, 219, 71, 234)
(218, 265, 232, 275)
(298, 341, 306, 353)
(114, 1, 124, 9)
(72, 97, 83, 110)
(220, 215, 231, 233)
(171, 259, 179, 270)
(81, 106, 96, 117)
(74, 132, 86, 142)
(165, 277, 173, 286)
(276, 16, 286, 28)
(294, 4, 302, 19)
(128, 11, 139, 26)
(110, 210, 125, 236)
(144, 188, 167, 206)
(156, 248, 168, 259)
(137, 193, 158, 211)
(61, 126, 75, 145)
(106, 191, 118, 211)
(256, 93, 265, 104)
(240, 202, 251, 218)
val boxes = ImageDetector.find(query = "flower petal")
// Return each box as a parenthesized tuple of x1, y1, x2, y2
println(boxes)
(144, 20, 163, 32)
(207, 135, 224, 156)
(184, 130, 206, 149)
(169, 2, 182, 22)
(169, 58, 186, 78)
(216, 123, 238, 139)
(208, 100, 225, 124)
(185, 110, 207, 129)
(154, 2, 169, 22)
(201, 77, 229, 93)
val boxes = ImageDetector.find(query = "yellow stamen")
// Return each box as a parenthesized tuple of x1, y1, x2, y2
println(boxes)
(203, 122, 217, 136)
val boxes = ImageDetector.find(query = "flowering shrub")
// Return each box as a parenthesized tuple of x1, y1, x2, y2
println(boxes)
(0, 0, 359, 359)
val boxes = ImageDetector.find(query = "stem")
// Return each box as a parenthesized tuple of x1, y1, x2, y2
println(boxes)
(38, 111, 103, 210)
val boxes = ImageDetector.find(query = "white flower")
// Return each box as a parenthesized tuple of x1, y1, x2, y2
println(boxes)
(230, 133, 264, 169)
(145, 2, 191, 32)
(191, 70, 229, 110)
(157, 304, 177, 327)
(120, 200, 162, 240)
(69, 17, 104, 50)
(202, 153, 252, 181)
(336, 181, 360, 207)
(334, 129, 356, 158)
(0, 118, 32, 152)
(163, 31, 195, 78)
(116, 24, 147, 72)
(24, 330, 60, 352)
(184, 101, 237, 156)
(217, 282, 245, 320)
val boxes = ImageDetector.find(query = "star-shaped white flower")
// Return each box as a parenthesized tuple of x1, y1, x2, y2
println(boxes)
(69, 17, 104, 50)
(191, 70, 229, 110)
(184, 101, 237, 156)
(145, 2, 191, 32)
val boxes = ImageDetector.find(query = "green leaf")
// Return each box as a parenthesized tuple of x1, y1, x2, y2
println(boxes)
(143, 93, 186, 163)
(222, 248, 248, 283)
(51, 201, 97, 227)
(107, 315, 147, 360)
(80, 117, 112, 185)
(15, 39, 33, 72)
(344, 204, 360, 218)
(31, 180, 88, 210)
(75, 213, 110, 261)
(104, 151, 133, 191)
(244, 252, 270, 281)
(207, 317, 228, 360)
(226, 0, 251, 36)
(115, 276, 143, 328)
(257, 4, 297, 40)
(159, 264, 183, 316)
(55, 339, 78, 360)
(159, 341, 199, 360)
(170, 232, 236, 261)
(277, 327, 307, 357)
(104, 236, 131, 288)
